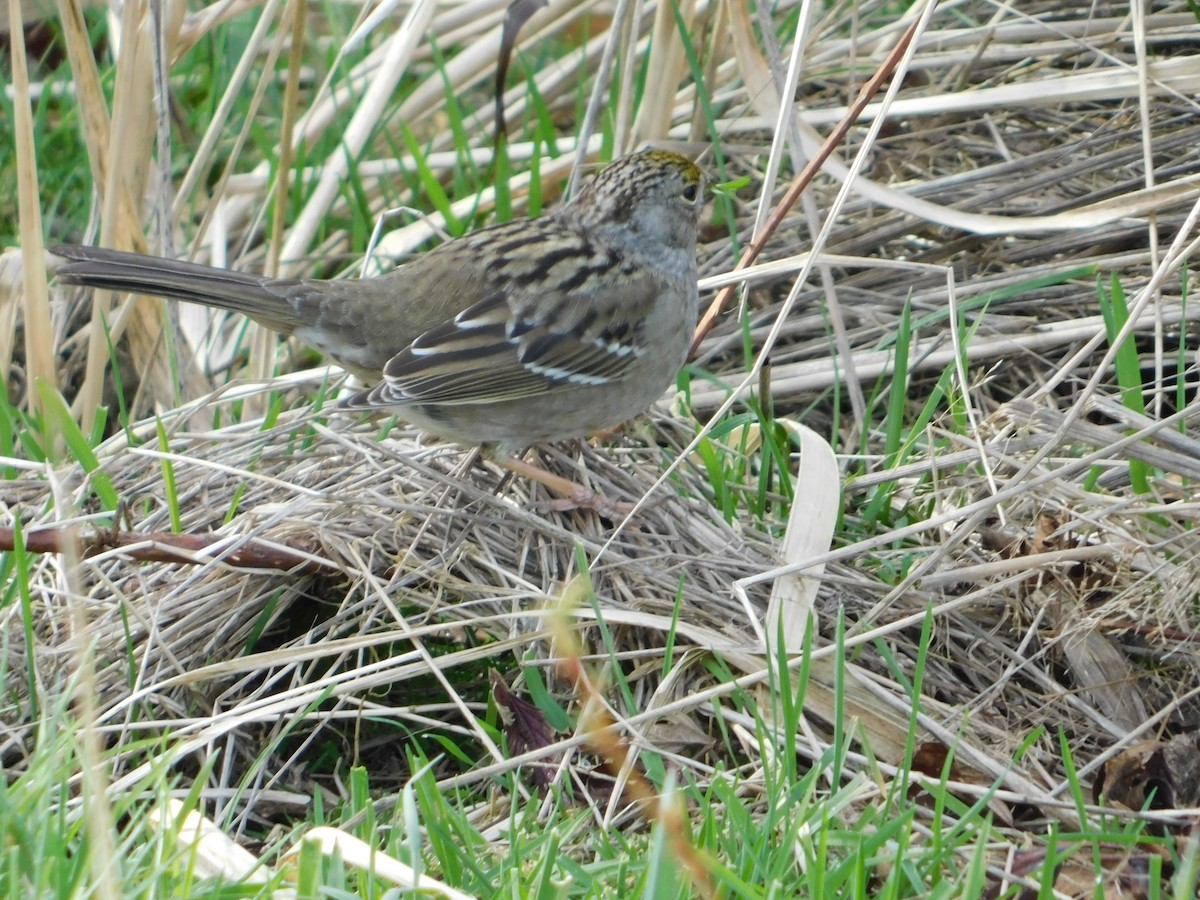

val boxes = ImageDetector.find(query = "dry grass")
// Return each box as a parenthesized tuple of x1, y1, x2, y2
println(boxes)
(5, 0, 1200, 888)
(5, 403, 785, 792)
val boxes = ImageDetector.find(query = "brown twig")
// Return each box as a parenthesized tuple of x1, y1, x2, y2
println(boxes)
(689, 16, 922, 356)
(0, 525, 338, 574)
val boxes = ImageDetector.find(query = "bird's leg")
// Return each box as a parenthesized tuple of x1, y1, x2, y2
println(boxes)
(498, 455, 634, 518)
(588, 422, 628, 443)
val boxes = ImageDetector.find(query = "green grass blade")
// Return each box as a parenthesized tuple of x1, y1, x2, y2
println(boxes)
(34, 380, 119, 512)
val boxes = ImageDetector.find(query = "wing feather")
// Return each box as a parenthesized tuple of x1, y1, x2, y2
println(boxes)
(364, 276, 659, 408)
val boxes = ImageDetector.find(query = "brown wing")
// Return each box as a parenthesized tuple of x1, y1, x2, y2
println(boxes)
(356, 274, 660, 409)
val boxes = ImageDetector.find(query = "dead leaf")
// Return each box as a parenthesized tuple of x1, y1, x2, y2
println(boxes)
(1094, 733, 1200, 813)
(490, 668, 557, 788)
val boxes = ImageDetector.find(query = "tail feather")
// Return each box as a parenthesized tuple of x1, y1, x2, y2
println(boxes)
(49, 244, 305, 333)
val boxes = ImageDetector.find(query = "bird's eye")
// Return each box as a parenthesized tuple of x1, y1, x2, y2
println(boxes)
(682, 184, 698, 201)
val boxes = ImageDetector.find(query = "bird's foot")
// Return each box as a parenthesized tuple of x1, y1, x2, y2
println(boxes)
(499, 456, 635, 519)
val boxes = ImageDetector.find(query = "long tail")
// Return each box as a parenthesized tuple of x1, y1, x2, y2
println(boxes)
(50, 244, 306, 333)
